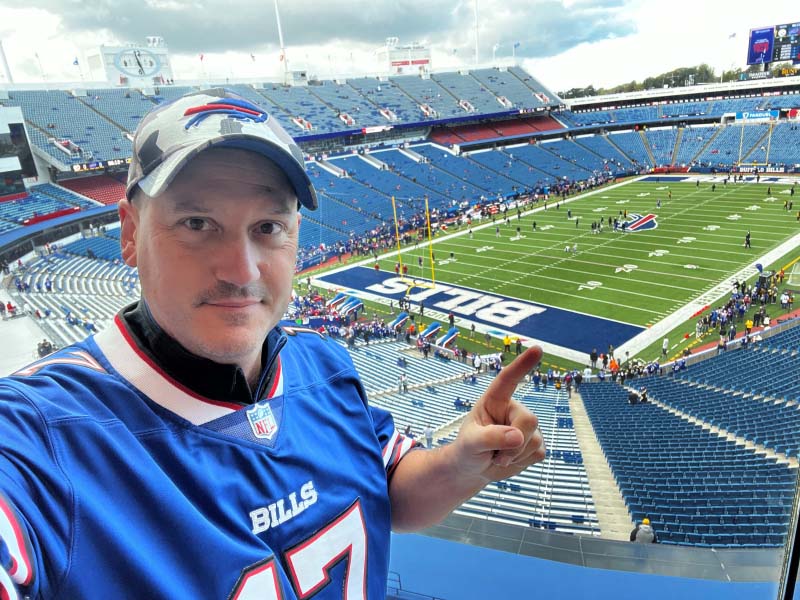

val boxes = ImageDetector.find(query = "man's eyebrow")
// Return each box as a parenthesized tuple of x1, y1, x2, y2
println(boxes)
(171, 199, 212, 213)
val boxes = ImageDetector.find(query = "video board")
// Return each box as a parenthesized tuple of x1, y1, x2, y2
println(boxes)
(747, 22, 800, 65)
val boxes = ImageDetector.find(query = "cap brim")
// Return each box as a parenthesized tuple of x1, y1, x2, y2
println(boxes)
(136, 135, 318, 211)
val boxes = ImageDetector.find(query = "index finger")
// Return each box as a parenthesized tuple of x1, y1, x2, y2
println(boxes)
(481, 345, 542, 412)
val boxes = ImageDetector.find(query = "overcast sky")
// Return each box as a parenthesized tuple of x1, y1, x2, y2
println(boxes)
(0, 0, 797, 92)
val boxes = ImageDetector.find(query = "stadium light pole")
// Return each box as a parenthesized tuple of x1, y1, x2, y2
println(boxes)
(0, 40, 14, 85)
(474, 0, 479, 66)
(273, 0, 289, 84)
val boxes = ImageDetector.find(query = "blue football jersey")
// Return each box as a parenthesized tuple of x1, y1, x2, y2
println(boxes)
(0, 316, 418, 599)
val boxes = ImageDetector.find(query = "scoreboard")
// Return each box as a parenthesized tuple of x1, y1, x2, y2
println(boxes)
(772, 22, 800, 63)
(747, 22, 800, 65)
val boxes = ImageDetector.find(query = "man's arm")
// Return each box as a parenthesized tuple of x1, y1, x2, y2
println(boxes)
(0, 491, 34, 600)
(388, 347, 546, 532)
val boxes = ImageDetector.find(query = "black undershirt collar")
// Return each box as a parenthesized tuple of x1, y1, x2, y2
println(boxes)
(121, 301, 284, 405)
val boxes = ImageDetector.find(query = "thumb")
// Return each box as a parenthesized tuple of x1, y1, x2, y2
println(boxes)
(464, 423, 524, 455)
(481, 346, 542, 415)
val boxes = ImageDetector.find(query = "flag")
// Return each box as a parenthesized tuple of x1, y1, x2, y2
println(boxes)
(755, 263, 763, 273)
(513, 41, 521, 49)
(250, 53, 256, 62)
(199, 53, 204, 62)
(72, 57, 79, 66)
(729, 32, 737, 39)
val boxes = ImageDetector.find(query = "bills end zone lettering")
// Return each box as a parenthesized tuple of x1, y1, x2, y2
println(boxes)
(626, 213, 658, 231)
(316, 267, 644, 353)
(366, 276, 544, 327)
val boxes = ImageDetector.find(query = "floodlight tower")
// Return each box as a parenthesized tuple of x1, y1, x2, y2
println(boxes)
(274, 0, 290, 84)
(0, 40, 14, 84)
(474, 0, 479, 65)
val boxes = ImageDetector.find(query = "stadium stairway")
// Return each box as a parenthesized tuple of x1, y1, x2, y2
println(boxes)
(670, 127, 683, 166)
(638, 130, 657, 166)
(569, 390, 633, 540)
(690, 127, 723, 163)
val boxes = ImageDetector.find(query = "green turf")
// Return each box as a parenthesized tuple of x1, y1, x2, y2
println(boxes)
(378, 179, 799, 331)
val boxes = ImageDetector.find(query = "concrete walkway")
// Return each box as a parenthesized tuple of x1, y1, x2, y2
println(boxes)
(569, 389, 634, 541)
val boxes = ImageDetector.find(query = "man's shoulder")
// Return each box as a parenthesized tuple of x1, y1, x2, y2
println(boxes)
(278, 321, 357, 379)
(0, 339, 118, 420)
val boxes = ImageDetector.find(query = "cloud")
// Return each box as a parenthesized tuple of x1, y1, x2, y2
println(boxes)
(3, 0, 635, 59)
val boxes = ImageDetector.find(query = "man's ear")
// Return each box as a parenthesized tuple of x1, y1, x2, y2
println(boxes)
(118, 197, 140, 268)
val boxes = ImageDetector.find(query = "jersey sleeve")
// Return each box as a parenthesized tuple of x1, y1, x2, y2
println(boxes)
(369, 405, 422, 479)
(0, 382, 73, 600)
(0, 491, 34, 600)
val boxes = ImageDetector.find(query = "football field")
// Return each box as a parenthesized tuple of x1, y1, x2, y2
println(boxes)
(315, 175, 800, 361)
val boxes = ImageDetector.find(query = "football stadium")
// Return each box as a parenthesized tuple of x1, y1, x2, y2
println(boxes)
(0, 8, 799, 600)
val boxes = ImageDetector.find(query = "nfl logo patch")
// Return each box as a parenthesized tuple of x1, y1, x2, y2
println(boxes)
(247, 401, 279, 440)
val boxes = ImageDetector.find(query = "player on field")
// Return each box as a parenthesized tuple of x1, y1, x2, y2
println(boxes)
(0, 89, 545, 599)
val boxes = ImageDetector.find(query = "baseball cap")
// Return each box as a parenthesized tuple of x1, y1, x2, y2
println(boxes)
(126, 88, 318, 210)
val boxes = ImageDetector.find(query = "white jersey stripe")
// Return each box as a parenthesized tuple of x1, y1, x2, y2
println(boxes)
(93, 318, 238, 426)
(382, 430, 400, 468)
(0, 495, 31, 586)
(0, 565, 20, 600)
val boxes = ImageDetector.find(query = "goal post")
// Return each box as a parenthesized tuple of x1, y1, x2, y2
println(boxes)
(392, 195, 436, 290)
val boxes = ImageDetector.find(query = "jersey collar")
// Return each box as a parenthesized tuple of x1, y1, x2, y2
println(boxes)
(92, 302, 286, 425)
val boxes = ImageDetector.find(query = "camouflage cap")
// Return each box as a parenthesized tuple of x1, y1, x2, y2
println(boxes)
(126, 88, 318, 210)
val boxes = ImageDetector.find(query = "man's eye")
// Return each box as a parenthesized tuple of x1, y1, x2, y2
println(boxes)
(183, 218, 210, 231)
(258, 222, 283, 235)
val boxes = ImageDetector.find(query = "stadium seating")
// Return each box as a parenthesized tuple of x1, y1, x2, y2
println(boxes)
(580, 381, 794, 548)
(80, 88, 156, 133)
(259, 84, 350, 133)
(0, 184, 97, 225)
(391, 75, 461, 119)
(346, 77, 421, 123)
(643, 127, 679, 167)
(470, 68, 555, 109)
(58, 175, 126, 205)
(506, 66, 560, 108)
(2, 90, 129, 165)
(607, 131, 652, 167)
(694, 123, 770, 166)
(304, 80, 386, 126)
(660, 101, 711, 118)
(573, 135, 637, 170)
(468, 147, 558, 187)
(412, 145, 523, 198)
(456, 382, 598, 535)
(758, 122, 800, 165)
(330, 153, 450, 210)
(431, 71, 508, 115)
(499, 143, 594, 183)
(761, 94, 800, 109)
(539, 138, 613, 174)
(672, 125, 718, 166)
(377, 149, 488, 203)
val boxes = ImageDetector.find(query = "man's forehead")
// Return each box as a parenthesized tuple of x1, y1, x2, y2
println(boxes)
(159, 147, 299, 209)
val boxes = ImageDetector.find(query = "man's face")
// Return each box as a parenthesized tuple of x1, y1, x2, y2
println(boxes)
(119, 148, 301, 379)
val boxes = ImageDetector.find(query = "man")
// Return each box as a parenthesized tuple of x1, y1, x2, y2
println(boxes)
(630, 518, 657, 543)
(424, 423, 434, 449)
(0, 90, 545, 599)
